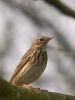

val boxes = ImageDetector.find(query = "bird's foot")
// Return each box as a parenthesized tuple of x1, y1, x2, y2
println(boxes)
(19, 84, 41, 92)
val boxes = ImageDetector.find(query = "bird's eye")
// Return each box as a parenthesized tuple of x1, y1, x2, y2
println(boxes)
(39, 38, 43, 41)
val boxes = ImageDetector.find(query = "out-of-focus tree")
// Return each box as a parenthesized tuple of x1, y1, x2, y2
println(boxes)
(0, 0, 75, 95)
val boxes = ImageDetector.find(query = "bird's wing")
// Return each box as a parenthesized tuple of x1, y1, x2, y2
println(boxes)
(10, 49, 32, 83)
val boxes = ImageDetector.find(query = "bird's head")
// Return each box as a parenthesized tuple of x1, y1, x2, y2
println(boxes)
(32, 36, 53, 48)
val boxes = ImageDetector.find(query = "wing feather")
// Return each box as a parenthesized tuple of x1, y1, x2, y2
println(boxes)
(10, 49, 31, 83)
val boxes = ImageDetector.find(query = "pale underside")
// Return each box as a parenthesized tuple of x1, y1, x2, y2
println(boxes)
(10, 47, 47, 85)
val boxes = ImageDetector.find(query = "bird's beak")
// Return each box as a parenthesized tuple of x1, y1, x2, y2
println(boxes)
(49, 37, 54, 40)
(47, 37, 54, 42)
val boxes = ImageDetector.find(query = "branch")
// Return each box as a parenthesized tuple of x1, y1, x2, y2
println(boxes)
(44, 0, 75, 18)
(0, 77, 75, 100)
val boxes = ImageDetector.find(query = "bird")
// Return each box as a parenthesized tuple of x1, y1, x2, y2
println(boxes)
(10, 36, 53, 85)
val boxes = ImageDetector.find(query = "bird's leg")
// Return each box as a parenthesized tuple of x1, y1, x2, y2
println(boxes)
(19, 84, 41, 91)
(20, 84, 32, 88)
(18, 84, 36, 91)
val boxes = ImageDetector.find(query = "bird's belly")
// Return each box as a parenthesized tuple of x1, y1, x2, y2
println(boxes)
(15, 50, 47, 85)
(17, 59, 47, 84)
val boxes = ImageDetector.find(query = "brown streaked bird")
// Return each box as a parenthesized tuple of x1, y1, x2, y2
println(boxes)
(10, 36, 53, 85)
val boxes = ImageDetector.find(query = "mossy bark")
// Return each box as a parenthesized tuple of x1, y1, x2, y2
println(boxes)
(0, 77, 75, 100)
